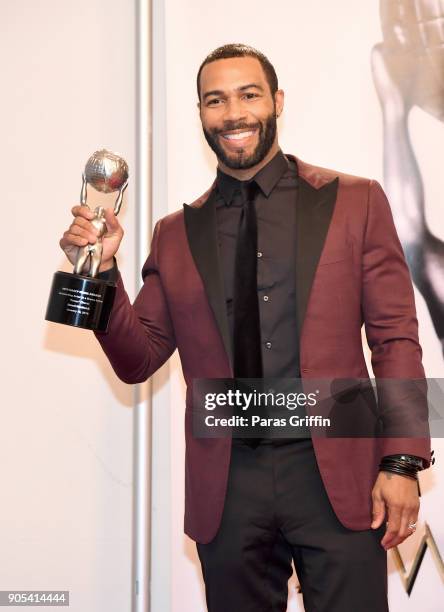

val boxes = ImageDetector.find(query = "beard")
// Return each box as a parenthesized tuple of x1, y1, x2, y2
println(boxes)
(202, 110, 277, 170)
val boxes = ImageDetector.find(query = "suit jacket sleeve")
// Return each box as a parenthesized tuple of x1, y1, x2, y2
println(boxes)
(361, 180, 431, 468)
(94, 219, 177, 383)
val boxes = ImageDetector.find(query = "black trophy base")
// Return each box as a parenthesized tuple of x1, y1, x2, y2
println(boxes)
(45, 271, 116, 332)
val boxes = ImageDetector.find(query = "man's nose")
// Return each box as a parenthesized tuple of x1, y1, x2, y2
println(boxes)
(223, 97, 247, 122)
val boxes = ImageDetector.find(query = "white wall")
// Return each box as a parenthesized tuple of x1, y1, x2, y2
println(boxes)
(157, 1, 444, 610)
(1, 2, 136, 610)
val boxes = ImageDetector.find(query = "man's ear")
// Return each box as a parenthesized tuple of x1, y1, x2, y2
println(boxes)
(275, 89, 284, 118)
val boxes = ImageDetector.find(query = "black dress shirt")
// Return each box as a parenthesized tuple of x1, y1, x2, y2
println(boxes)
(215, 149, 300, 380)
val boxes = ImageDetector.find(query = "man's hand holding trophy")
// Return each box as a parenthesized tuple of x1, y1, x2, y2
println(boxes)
(45, 149, 128, 332)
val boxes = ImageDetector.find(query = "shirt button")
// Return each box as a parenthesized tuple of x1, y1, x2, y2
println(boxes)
(263, 295, 269, 302)
(257, 251, 263, 258)
(265, 341, 272, 349)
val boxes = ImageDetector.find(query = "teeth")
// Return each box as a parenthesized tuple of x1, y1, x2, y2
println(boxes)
(223, 130, 254, 140)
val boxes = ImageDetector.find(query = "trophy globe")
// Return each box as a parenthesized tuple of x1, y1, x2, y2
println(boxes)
(83, 149, 129, 198)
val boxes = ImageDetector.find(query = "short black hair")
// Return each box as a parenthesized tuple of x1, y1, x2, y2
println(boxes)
(197, 43, 279, 102)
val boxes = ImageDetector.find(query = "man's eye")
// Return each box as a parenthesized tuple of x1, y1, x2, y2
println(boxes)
(208, 99, 222, 106)
(244, 93, 258, 99)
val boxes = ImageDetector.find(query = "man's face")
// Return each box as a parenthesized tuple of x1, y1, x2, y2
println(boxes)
(198, 56, 283, 170)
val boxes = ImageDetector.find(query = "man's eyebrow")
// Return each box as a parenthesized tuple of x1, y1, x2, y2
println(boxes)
(238, 83, 264, 92)
(202, 83, 265, 101)
(203, 89, 225, 101)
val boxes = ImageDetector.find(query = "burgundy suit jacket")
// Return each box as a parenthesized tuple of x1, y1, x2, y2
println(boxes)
(95, 154, 431, 544)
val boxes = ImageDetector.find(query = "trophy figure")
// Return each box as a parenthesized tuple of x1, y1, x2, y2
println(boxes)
(45, 149, 129, 331)
(371, 0, 444, 356)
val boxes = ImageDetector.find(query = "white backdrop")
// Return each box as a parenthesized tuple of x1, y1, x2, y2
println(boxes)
(2, 2, 136, 610)
(154, 1, 444, 610)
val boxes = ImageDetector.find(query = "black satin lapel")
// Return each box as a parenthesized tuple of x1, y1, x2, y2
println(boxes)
(295, 176, 339, 338)
(183, 192, 233, 369)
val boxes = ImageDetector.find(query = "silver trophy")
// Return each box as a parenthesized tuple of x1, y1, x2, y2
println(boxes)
(45, 149, 129, 331)
(372, 0, 444, 355)
(74, 150, 128, 277)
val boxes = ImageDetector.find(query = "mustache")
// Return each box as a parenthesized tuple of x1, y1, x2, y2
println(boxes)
(213, 121, 262, 134)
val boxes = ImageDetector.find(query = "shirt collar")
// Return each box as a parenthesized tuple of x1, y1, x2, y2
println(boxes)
(216, 149, 290, 206)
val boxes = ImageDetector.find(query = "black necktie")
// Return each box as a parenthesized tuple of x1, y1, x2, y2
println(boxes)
(233, 181, 264, 448)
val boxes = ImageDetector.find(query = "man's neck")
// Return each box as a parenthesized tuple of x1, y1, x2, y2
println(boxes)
(217, 140, 281, 182)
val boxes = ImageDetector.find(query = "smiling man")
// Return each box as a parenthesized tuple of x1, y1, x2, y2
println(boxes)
(199, 54, 281, 174)
(60, 44, 431, 612)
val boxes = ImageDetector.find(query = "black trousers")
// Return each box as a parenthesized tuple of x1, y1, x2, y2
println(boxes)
(196, 438, 388, 612)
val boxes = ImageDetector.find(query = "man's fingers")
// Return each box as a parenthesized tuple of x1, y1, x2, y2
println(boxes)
(61, 206, 122, 263)
(71, 204, 94, 219)
(72, 216, 96, 231)
(371, 496, 386, 529)
(398, 506, 419, 542)
(69, 223, 97, 243)
(70, 205, 121, 236)
(381, 497, 420, 550)
(381, 505, 402, 549)
(381, 521, 398, 550)
(103, 208, 121, 233)
(60, 232, 88, 249)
